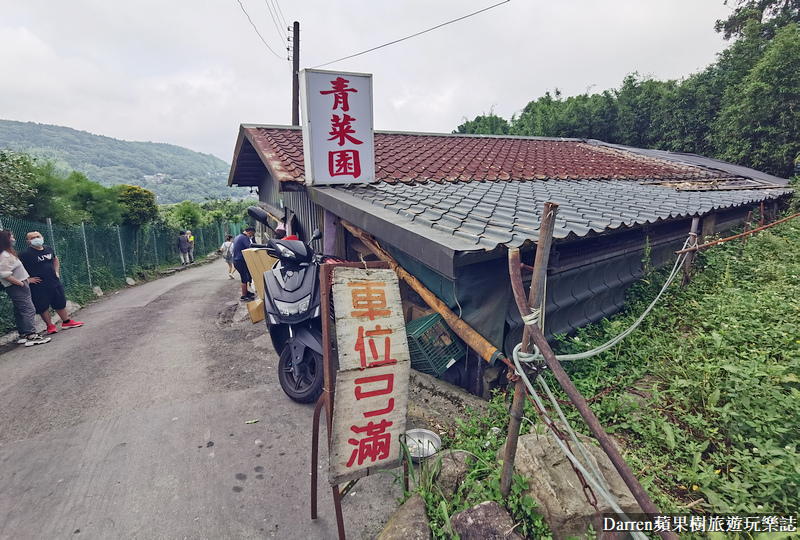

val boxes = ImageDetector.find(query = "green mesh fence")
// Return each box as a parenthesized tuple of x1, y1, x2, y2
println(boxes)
(0, 216, 245, 334)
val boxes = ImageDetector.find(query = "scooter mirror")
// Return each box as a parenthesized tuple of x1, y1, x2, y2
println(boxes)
(247, 206, 269, 225)
(311, 229, 323, 241)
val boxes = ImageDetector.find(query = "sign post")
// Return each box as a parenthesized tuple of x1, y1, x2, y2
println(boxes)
(310, 262, 410, 539)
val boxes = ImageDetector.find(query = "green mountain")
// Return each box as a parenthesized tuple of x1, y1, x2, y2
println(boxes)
(0, 119, 248, 204)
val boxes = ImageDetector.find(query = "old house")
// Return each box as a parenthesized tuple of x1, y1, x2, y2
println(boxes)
(228, 125, 791, 384)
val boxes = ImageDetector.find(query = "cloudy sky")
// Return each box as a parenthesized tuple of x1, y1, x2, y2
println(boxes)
(1, 0, 734, 163)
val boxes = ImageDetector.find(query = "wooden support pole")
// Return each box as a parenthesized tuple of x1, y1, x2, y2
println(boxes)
(681, 218, 700, 288)
(340, 220, 507, 367)
(500, 202, 558, 499)
(527, 325, 678, 540)
(739, 211, 752, 256)
(676, 211, 800, 255)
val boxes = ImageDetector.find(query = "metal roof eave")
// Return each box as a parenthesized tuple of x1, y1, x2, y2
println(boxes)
(309, 185, 484, 280)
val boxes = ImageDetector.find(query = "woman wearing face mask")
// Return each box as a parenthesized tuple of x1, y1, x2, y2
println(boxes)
(0, 230, 51, 346)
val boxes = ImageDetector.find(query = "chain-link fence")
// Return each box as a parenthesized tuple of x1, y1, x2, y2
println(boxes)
(0, 216, 246, 334)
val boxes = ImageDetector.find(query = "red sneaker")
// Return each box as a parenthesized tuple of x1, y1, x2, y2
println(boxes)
(46, 324, 58, 334)
(61, 319, 84, 329)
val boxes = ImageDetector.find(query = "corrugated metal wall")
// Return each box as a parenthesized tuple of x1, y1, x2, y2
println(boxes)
(259, 173, 323, 242)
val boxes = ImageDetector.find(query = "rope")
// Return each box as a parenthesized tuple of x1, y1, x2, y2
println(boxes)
(518, 235, 692, 363)
(512, 345, 649, 540)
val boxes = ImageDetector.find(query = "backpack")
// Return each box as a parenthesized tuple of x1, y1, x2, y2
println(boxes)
(222, 243, 232, 258)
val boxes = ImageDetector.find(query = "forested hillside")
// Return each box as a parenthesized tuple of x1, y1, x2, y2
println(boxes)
(0, 119, 246, 204)
(456, 4, 800, 179)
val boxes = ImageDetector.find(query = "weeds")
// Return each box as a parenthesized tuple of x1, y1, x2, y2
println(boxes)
(551, 214, 800, 515)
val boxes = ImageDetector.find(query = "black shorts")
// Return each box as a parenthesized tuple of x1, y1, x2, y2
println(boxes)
(30, 281, 67, 314)
(233, 259, 251, 284)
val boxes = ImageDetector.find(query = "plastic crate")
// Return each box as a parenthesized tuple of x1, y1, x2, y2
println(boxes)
(405, 313, 466, 377)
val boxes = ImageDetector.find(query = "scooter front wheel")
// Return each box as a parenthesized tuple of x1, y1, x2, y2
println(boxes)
(278, 343, 324, 403)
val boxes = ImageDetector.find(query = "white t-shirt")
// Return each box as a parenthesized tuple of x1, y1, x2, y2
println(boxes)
(220, 241, 234, 258)
(0, 250, 30, 287)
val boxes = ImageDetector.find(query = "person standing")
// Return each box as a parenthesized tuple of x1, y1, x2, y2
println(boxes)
(177, 231, 190, 265)
(19, 231, 84, 335)
(0, 230, 50, 346)
(232, 227, 255, 301)
(219, 234, 235, 279)
(187, 230, 195, 263)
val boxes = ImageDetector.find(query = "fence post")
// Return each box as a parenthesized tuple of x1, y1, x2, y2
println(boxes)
(0, 217, 4, 229)
(152, 228, 159, 265)
(46, 218, 56, 256)
(81, 222, 93, 289)
(116, 225, 127, 277)
(199, 228, 205, 256)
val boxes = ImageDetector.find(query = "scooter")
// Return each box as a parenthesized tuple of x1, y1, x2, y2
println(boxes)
(247, 206, 325, 403)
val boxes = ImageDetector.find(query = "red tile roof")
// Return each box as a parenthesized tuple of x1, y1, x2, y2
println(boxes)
(240, 126, 742, 186)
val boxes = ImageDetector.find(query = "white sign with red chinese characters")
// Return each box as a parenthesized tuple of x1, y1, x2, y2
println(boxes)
(300, 68, 375, 186)
(329, 267, 410, 485)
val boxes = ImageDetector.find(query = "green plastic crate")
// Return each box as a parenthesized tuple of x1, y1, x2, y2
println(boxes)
(405, 313, 466, 377)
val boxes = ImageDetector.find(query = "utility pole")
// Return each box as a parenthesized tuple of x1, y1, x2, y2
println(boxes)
(291, 21, 300, 126)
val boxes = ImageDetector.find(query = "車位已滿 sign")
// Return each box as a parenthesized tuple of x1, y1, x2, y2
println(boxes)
(329, 267, 410, 485)
(300, 69, 375, 186)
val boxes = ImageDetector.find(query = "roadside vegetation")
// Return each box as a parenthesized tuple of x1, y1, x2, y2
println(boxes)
(414, 190, 799, 538)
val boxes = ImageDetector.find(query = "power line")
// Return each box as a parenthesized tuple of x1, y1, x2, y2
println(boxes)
(312, 0, 511, 69)
(271, 0, 289, 32)
(236, 0, 286, 61)
(263, 0, 288, 44)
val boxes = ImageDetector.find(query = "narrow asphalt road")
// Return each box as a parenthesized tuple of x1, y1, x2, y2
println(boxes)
(0, 258, 402, 539)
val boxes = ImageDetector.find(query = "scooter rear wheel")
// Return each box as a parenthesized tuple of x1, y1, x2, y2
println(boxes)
(278, 344, 324, 403)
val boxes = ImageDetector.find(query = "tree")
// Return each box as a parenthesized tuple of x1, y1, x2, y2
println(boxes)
(454, 109, 511, 135)
(24, 162, 124, 225)
(170, 200, 203, 229)
(714, 23, 800, 176)
(0, 150, 37, 217)
(715, 0, 800, 40)
(118, 185, 158, 227)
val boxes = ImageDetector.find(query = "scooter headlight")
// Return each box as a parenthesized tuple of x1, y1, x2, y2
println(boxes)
(276, 244, 296, 259)
(274, 294, 311, 316)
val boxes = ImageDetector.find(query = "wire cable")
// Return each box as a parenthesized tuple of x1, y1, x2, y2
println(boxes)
(271, 0, 289, 32)
(236, 0, 286, 61)
(263, 0, 288, 44)
(312, 0, 511, 68)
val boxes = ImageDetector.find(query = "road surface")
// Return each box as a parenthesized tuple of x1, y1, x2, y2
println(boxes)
(0, 259, 402, 539)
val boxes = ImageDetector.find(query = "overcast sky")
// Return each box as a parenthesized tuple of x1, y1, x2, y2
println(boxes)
(1, 0, 734, 163)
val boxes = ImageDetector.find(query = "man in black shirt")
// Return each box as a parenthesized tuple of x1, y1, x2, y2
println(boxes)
(19, 231, 84, 335)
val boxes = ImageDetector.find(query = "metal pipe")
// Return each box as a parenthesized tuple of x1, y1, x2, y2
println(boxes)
(311, 395, 325, 519)
(152, 228, 159, 265)
(46, 218, 56, 257)
(81, 222, 93, 289)
(117, 226, 127, 277)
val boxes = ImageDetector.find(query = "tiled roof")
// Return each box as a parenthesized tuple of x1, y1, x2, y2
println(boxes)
(238, 126, 783, 188)
(332, 180, 791, 250)
(231, 125, 792, 277)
